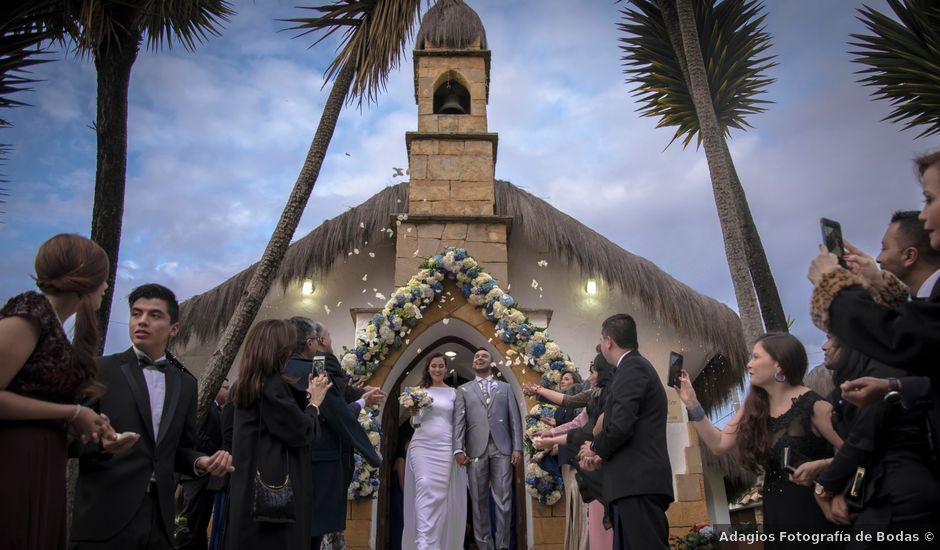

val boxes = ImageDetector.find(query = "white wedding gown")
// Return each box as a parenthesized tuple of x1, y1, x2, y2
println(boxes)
(403, 386, 468, 550)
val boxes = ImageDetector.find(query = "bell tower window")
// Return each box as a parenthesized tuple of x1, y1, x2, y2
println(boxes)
(433, 79, 470, 115)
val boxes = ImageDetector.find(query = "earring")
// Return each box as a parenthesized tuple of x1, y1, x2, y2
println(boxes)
(773, 372, 787, 383)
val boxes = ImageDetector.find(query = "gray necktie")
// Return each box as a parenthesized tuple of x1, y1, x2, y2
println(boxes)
(479, 379, 490, 404)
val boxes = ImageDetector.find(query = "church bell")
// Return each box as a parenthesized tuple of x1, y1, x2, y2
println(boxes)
(438, 90, 467, 114)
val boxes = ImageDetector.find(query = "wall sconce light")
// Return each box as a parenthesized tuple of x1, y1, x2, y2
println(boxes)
(444, 351, 457, 359)
(585, 279, 598, 295)
(301, 279, 315, 296)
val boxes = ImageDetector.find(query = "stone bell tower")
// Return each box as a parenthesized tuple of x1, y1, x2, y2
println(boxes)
(395, 0, 509, 286)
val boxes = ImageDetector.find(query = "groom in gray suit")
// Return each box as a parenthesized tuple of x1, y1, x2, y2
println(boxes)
(453, 348, 524, 550)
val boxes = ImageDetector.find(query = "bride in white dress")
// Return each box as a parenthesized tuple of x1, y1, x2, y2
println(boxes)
(403, 353, 468, 550)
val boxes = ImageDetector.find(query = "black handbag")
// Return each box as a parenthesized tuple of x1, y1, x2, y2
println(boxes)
(251, 429, 295, 523)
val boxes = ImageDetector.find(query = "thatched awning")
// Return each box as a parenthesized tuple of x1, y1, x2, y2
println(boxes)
(177, 180, 747, 412)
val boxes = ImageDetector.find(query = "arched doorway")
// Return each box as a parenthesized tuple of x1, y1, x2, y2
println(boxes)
(374, 333, 529, 550)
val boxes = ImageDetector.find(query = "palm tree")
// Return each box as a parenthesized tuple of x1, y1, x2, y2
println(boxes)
(195, 0, 424, 423)
(850, 0, 940, 138)
(619, 0, 784, 343)
(50, 1, 233, 348)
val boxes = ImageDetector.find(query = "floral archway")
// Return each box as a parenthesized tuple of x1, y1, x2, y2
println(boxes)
(341, 246, 579, 505)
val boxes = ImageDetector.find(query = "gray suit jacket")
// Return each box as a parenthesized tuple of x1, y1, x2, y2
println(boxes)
(453, 378, 523, 458)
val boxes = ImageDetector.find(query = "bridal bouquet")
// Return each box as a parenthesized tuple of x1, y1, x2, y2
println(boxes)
(399, 386, 433, 409)
(400, 386, 434, 426)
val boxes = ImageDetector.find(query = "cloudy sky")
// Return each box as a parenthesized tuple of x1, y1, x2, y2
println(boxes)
(3, 0, 938, 364)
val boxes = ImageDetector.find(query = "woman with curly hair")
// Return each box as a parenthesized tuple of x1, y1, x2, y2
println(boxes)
(673, 333, 843, 548)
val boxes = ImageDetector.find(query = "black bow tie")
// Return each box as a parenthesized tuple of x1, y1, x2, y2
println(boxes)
(139, 356, 168, 370)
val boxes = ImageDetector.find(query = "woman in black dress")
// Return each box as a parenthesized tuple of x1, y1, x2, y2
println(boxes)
(226, 319, 330, 550)
(673, 333, 844, 548)
(0, 234, 115, 550)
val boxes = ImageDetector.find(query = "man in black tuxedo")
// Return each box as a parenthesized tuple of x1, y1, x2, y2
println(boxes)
(283, 317, 383, 550)
(71, 284, 233, 550)
(175, 379, 229, 550)
(579, 313, 673, 550)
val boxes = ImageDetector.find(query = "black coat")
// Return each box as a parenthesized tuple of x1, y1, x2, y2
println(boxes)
(226, 374, 320, 550)
(592, 350, 674, 503)
(283, 353, 381, 535)
(71, 348, 203, 542)
(829, 279, 940, 376)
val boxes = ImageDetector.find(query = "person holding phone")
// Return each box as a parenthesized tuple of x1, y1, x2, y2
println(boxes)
(283, 317, 382, 549)
(672, 333, 843, 548)
(808, 149, 940, 379)
(810, 335, 940, 533)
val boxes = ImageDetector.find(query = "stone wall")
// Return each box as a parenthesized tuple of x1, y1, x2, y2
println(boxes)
(407, 135, 497, 216)
(394, 218, 510, 286)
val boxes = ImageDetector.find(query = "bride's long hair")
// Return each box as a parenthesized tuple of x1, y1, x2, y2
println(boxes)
(419, 352, 446, 388)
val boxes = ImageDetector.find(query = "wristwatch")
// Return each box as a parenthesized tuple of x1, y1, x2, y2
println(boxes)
(884, 377, 902, 405)
(814, 482, 831, 498)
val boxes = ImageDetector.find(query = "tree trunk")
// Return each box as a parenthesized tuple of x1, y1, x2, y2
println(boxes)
(90, 13, 141, 351)
(671, 0, 763, 346)
(729, 161, 789, 332)
(195, 63, 356, 425)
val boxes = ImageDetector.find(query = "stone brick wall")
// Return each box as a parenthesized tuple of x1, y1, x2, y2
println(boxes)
(394, 219, 510, 286)
(667, 422, 711, 539)
(407, 136, 497, 216)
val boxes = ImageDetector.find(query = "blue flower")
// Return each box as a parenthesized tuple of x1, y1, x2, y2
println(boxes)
(371, 313, 384, 326)
(460, 283, 472, 297)
(481, 280, 495, 293)
(396, 294, 407, 306)
(550, 360, 566, 371)
(466, 268, 479, 279)
(499, 294, 515, 307)
(431, 281, 443, 293)
(531, 343, 546, 358)
(454, 249, 466, 261)
(500, 329, 516, 344)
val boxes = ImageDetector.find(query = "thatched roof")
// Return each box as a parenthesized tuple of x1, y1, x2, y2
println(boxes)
(177, 180, 747, 412)
(415, 0, 487, 50)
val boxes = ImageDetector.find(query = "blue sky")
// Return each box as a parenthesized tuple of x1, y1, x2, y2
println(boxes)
(2, 0, 938, 364)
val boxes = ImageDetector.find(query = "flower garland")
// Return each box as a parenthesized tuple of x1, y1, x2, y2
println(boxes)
(347, 404, 382, 500)
(340, 246, 574, 504)
(523, 403, 563, 506)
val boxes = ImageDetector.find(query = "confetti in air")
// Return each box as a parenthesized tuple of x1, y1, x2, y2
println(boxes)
(537, 260, 548, 267)
(367, 302, 374, 307)
(442, 318, 450, 325)
(369, 252, 375, 258)
(362, 274, 368, 281)
(531, 279, 539, 289)
(375, 292, 386, 300)
(324, 305, 331, 315)
(336, 301, 342, 307)
(359, 222, 365, 228)
(354, 248, 360, 255)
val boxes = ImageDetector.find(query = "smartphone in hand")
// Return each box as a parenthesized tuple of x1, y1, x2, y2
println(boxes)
(782, 445, 811, 474)
(820, 218, 847, 268)
(312, 355, 326, 376)
(668, 352, 684, 388)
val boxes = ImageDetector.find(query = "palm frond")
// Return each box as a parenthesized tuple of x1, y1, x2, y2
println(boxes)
(286, 0, 424, 106)
(850, 0, 940, 138)
(0, 0, 62, 126)
(140, 0, 234, 52)
(619, 0, 776, 148)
